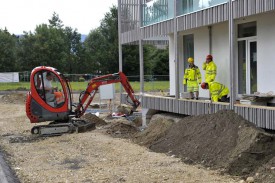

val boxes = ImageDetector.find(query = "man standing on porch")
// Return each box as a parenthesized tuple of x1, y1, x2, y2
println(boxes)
(183, 57, 202, 100)
(202, 54, 217, 83)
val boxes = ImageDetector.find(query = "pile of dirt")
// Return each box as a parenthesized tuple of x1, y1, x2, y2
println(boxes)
(133, 114, 175, 147)
(139, 110, 275, 180)
(254, 156, 275, 183)
(0, 93, 26, 104)
(114, 108, 275, 181)
(81, 113, 107, 127)
(104, 120, 139, 139)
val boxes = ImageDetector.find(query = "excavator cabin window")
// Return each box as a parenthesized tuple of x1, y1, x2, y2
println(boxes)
(34, 71, 65, 108)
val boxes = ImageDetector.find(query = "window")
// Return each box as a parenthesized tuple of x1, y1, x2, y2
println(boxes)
(35, 70, 65, 108)
(238, 21, 257, 38)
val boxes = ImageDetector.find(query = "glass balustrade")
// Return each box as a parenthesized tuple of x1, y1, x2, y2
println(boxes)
(177, 0, 228, 16)
(142, 0, 228, 27)
(142, 0, 174, 26)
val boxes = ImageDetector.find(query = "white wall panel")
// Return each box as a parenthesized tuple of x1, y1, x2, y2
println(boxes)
(193, 27, 210, 98)
(212, 22, 230, 86)
(169, 34, 176, 95)
(257, 11, 275, 93)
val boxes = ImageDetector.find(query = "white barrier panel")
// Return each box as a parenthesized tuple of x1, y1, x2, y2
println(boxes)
(0, 72, 19, 82)
(99, 84, 115, 100)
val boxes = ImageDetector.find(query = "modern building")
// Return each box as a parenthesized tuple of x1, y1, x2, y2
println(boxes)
(118, 0, 275, 130)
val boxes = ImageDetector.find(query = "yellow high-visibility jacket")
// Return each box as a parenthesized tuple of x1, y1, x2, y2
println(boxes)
(209, 82, 229, 102)
(183, 65, 202, 85)
(202, 61, 217, 83)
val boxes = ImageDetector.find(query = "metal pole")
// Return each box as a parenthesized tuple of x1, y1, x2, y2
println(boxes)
(174, 0, 179, 99)
(208, 26, 212, 54)
(139, 0, 144, 95)
(118, 0, 122, 72)
(118, 0, 123, 103)
(229, 0, 235, 109)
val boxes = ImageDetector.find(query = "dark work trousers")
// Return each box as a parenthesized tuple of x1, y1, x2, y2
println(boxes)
(219, 95, 230, 102)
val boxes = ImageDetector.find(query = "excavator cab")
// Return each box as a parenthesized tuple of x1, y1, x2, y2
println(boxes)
(34, 71, 65, 107)
(26, 67, 72, 124)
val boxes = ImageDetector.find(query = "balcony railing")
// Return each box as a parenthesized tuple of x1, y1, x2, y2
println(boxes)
(142, 0, 228, 27)
(142, 0, 174, 26)
(177, 0, 228, 16)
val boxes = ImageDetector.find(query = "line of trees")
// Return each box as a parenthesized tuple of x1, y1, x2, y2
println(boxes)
(0, 6, 169, 76)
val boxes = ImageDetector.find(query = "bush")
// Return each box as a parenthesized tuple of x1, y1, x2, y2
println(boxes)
(78, 77, 85, 82)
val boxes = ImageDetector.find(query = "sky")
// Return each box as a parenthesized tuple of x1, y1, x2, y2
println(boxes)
(0, 0, 118, 35)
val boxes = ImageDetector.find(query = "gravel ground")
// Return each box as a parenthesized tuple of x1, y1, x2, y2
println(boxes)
(0, 94, 240, 183)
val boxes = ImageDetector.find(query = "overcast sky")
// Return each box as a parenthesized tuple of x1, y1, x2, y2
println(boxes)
(0, 0, 118, 35)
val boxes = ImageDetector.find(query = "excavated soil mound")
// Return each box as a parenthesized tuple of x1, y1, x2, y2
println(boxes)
(254, 156, 275, 183)
(81, 113, 107, 127)
(133, 115, 175, 147)
(104, 120, 139, 138)
(148, 110, 275, 178)
(0, 93, 26, 104)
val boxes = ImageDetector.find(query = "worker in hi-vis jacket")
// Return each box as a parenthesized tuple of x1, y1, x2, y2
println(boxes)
(183, 57, 202, 100)
(202, 54, 217, 83)
(201, 81, 230, 102)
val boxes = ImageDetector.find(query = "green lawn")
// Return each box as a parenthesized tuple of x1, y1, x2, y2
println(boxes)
(0, 81, 169, 92)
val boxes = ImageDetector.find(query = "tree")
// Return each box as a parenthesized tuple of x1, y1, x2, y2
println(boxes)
(84, 5, 170, 77)
(63, 27, 82, 74)
(122, 45, 140, 76)
(49, 12, 64, 29)
(84, 6, 141, 75)
(17, 13, 83, 73)
(85, 6, 145, 75)
(150, 46, 169, 75)
(0, 29, 19, 72)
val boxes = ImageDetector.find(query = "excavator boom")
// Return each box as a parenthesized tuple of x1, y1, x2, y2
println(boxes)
(74, 72, 140, 118)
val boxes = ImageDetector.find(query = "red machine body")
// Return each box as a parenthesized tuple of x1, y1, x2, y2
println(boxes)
(26, 66, 71, 123)
(25, 66, 140, 135)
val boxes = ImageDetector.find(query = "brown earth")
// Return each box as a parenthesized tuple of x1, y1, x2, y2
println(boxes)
(1, 93, 275, 182)
(145, 111, 275, 183)
(0, 93, 26, 104)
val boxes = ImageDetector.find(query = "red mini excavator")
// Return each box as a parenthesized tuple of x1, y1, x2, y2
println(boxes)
(26, 66, 140, 136)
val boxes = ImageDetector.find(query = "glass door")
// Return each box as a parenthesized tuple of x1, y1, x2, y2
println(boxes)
(237, 39, 257, 94)
(183, 34, 194, 92)
(248, 40, 257, 93)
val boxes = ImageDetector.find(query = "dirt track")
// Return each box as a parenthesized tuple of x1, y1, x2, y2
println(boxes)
(0, 94, 240, 183)
(1, 93, 275, 183)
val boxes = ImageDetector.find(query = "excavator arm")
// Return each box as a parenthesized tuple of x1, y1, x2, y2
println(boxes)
(74, 72, 140, 118)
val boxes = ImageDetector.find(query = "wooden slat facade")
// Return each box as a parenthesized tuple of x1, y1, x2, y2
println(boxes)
(120, 0, 275, 44)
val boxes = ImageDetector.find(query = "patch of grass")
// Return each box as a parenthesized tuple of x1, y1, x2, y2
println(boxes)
(0, 82, 30, 91)
(0, 81, 170, 92)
